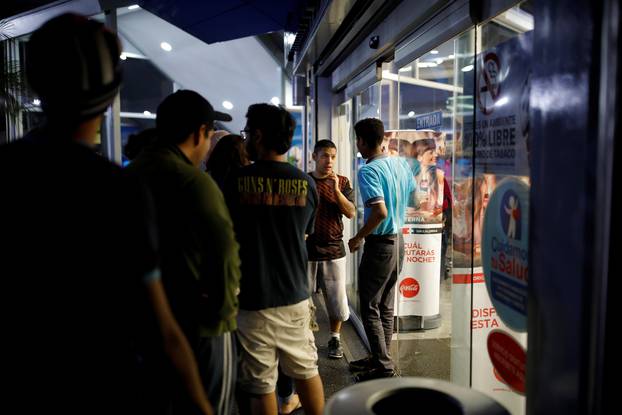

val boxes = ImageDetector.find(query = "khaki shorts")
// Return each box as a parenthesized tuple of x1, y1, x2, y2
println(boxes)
(308, 257, 350, 322)
(237, 300, 319, 394)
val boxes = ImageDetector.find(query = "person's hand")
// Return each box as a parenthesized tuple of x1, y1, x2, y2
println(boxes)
(329, 171, 340, 192)
(348, 236, 363, 253)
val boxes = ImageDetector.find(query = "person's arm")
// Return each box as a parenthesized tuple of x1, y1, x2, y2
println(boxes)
(348, 202, 387, 252)
(331, 173, 355, 219)
(194, 175, 241, 332)
(145, 278, 214, 415)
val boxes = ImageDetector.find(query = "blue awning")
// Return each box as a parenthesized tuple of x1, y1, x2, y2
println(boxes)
(138, 0, 307, 44)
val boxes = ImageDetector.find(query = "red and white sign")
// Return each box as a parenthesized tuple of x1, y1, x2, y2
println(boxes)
(395, 223, 442, 317)
(487, 330, 526, 394)
(399, 277, 420, 298)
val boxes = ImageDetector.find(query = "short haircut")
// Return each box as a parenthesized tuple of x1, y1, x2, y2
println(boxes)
(354, 118, 384, 149)
(313, 139, 337, 153)
(246, 104, 295, 155)
(156, 90, 214, 144)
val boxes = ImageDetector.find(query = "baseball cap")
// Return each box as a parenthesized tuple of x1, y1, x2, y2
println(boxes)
(156, 90, 232, 143)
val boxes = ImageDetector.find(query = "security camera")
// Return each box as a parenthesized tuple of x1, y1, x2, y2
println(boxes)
(369, 35, 379, 49)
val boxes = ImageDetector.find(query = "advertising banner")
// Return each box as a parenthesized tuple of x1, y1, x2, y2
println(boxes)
(463, 31, 532, 176)
(384, 130, 446, 322)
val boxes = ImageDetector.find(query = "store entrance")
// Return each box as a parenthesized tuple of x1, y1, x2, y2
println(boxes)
(340, 2, 533, 414)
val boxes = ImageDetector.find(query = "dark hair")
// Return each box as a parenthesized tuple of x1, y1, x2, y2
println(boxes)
(413, 138, 436, 157)
(313, 139, 336, 153)
(156, 90, 214, 144)
(246, 104, 295, 155)
(124, 128, 158, 161)
(354, 118, 384, 149)
(205, 134, 248, 190)
(26, 13, 122, 122)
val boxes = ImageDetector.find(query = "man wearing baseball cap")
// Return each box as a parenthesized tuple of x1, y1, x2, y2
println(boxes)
(0, 14, 212, 414)
(127, 89, 241, 414)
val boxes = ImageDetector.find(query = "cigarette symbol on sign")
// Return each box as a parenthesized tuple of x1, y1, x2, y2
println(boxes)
(477, 52, 501, 115)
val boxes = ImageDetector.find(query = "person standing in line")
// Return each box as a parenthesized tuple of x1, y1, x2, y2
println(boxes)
(225, 104, 324, 415)
(347, 118, 415, 382)
(205, 134, 250, 190)
(127, 90, 241, 415)
(0, 14, 212, 414)
(306, 139, 355, 359)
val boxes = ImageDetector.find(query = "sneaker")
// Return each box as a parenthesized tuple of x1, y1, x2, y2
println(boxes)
(327, 337, 343, 359)
(348, 356, 375, 372)
(353, 367, 398, 383)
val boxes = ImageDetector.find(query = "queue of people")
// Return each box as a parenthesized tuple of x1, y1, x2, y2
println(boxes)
(0, 12, 420, 415)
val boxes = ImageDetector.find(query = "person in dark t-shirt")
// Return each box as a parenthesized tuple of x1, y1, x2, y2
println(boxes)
(306, 140, 355, 360)
(0, 14, 211, 415)
(225, 104, 324, 415)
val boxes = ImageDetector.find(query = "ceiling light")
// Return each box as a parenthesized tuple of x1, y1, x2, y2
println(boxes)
(160, 42, 172, 52)
(271, 96, 280, 105)
(120, 53, 127, 60)
(495, 96, 510, 107)
(398, 66, 412, 72)
(408, 111, 415, 117)
(143, 110, 151, 116)
(33, 99, 41, 106)
(461, 64, 474, 72)
(436, 58, 444, 64)
(417, 62, 438, 68)
(128, 5, 140, 10)
(430, 50, 439, 54)
(285, 32, 296, 46)
(222, 100, 234, 110)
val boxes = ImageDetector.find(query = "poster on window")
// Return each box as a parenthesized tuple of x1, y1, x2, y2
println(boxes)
(384, 130, 447, 318)
(463, 31, 532, 176)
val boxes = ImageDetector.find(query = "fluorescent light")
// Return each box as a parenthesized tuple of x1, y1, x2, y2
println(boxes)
(430, 50, 439, 55)
(417, 62, 438, 68)
(120, 53, 127, 60)
(33, 99, 41, 106)
(128, 5, 140, 10)
(222, 100, 234, 110)
(285, 32, 296, 46)
(495, 96, 509, 107)
(271, 97, 280, 105)
(461, 64, 474, 72)
(398, 66, 412, 72)
(408, 111, 415, 118)
(143, 110, 151, 116)
(160, 42, 172, 52)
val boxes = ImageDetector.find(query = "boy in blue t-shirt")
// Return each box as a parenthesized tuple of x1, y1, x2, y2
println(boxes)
(347, 118, 415, 382)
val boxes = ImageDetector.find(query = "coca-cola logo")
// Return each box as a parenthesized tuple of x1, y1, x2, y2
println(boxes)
(399, 277, 420, 298)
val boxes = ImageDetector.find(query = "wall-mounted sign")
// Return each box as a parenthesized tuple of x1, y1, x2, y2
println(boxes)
(481, 177, 529, 332)
(487, 330, 526, 394)
(415, 110, 443, 131)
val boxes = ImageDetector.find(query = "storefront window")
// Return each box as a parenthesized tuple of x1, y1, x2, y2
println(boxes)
(389, 2, 532, 413)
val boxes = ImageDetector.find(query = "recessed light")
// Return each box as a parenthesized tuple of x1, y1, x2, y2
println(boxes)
(222, 101, 234, 110)
(33, 99, 41, 106)
(128, 5, 140, 10)
(143, 111, 151, 116)
(271, 97, 280, 105)
(160, 42, 172, 52)
(120, 53, 127, 60)
(408, 111, 415, 118)
(430, 50, 439, 54)
(461, 64, 474, 72)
